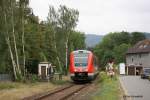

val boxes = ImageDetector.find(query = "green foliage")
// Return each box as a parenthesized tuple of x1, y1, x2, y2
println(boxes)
(69, 31, 86, 50)
(98, 71, 108, 83)
(58, 5, 79, 30)
(30, 74, 39, 83)
(131, 32, 146, 44)
(113, 43, 131, 63)
(45, 5, 85, 73)
(94, 31, 145, 68)
(0, 2, 85, 76)
(0, 34, 11, 73)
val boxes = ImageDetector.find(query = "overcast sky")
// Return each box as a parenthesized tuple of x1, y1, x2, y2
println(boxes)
(29, 0, 150, 35)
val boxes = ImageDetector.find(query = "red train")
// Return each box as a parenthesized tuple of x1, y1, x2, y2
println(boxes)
(69, 50, 99, 81)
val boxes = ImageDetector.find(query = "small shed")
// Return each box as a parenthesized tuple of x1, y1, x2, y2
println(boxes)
(38, 62, 53, 79)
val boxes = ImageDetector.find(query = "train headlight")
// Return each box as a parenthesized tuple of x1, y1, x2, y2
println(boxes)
(74, 69, 77, 72)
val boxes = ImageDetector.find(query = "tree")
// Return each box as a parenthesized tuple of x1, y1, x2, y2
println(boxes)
(58, 5, 79, 70)
(69, 31, 85, 50)
(113, 43, 131, 63)
(47, 5, 62, 72)
(94, 31, 137, 68)
(0, 0, 22, 80)
(0, 0, 31, 80)
(0, 3, 85, 77)
(131, 32, 146, 44)
(19, 0, 29, 76)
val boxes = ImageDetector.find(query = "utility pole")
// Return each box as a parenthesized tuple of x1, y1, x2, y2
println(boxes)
(65, 42, 68, 74)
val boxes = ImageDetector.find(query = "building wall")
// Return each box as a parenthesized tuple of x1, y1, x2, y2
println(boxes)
(126, 53, 150, 68)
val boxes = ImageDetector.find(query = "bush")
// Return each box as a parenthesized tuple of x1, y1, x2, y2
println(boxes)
(24, 74, 39, 83)
(98, 71, 117, 83)
(98, 71, 108, 83)
(30, 74, 39, 83)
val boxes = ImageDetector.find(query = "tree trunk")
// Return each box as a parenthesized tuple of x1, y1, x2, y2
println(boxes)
(65, 31, 70, 72)
(21, 2, 26, 76)
(11, 1, 21, 75)
(3, 5, 17, 79)
(5, 37, 17, 79)
(53, 30, 62, 72)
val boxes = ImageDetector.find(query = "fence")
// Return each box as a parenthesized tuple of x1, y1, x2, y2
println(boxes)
(0, 74, 12, 81)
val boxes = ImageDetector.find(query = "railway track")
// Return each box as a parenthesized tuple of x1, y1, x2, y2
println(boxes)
(23, 83, 90, 100)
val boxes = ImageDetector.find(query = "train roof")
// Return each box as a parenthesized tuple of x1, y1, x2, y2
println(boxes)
(72, 50, 92, 54)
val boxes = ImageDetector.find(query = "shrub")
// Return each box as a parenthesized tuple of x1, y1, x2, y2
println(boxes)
(30, 74, 39, 83)
(98, 71, 108, 83)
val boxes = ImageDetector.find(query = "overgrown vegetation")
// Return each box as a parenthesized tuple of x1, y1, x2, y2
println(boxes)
(0, 82, 17, 90)
(51, 80, 70, 85)
(0, 75, 70, 90)
(0, 81, 70, 100)
(92, 72, 120, 100)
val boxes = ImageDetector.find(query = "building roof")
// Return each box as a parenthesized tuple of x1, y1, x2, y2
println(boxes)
(127, 39, 150, 54)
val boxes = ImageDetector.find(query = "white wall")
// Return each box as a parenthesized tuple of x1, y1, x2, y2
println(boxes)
(126, 53, 150, 68)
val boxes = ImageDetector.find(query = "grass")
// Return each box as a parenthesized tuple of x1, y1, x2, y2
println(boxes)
(51, 75, 71, 85)
(51, 79, 70, 85)
(0, 81, 44, 90)
(0, 75, 70, 100)
(0, 82, 17, 90)
(0, 75, 70, 90)
(92, 72, 121, 100)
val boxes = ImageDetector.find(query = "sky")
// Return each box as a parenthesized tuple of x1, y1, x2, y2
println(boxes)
(29, 0, 150, 35)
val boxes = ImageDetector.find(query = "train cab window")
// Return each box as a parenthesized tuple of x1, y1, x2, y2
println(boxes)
(74, 57, 88, 67)
(74, 53, 89, 67)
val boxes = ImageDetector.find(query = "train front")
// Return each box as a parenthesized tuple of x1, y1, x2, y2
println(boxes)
(69, 50, 94, 81)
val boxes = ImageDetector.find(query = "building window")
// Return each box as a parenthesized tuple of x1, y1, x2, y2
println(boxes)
(132, 58, 133, 62)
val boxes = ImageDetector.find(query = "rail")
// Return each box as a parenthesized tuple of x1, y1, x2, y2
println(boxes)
(22, 83, 90, 100)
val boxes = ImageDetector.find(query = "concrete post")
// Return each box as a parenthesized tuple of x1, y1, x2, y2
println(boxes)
(135, 67, 136, 76)
(127, 66, 128, 75)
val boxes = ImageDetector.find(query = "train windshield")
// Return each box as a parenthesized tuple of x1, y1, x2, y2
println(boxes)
(74, 53, 88, 67)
